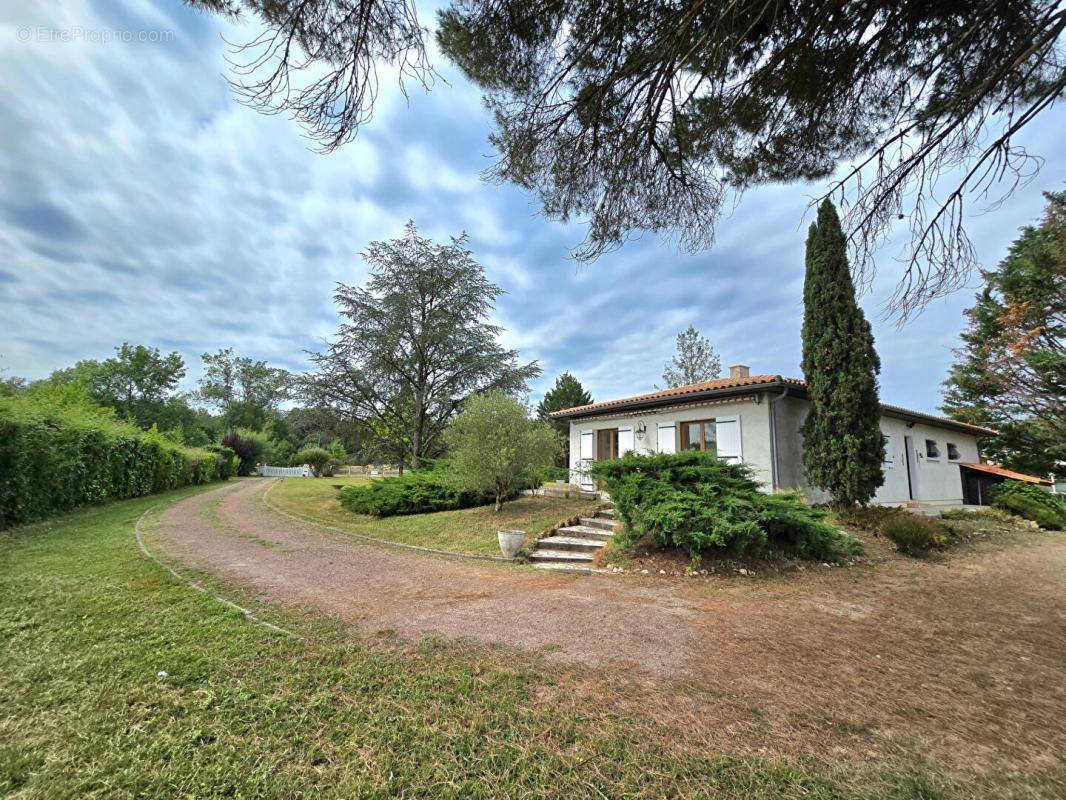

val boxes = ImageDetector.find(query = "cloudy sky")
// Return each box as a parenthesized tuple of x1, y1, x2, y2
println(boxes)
(2, 0, 1064, 414)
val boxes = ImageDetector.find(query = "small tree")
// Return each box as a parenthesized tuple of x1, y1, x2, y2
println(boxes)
(445, 393, 561, 512)
(328, 438, 348, 462)
(801, 200, 885, 507)
(661, 326, 722, 388)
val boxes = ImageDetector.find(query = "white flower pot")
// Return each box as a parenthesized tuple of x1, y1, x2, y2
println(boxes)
(497, 529, 525, 559)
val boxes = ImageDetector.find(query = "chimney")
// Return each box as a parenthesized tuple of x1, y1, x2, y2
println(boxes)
(729, 364, 750, 379)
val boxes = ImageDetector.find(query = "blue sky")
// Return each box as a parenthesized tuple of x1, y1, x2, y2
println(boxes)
(2, 0, 1064, 414)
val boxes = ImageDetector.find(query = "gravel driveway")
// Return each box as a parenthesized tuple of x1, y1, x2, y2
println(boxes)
(147, 478, 1066, 771)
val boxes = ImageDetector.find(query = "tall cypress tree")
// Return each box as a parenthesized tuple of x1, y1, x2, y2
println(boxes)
(801, 200, 885, 506)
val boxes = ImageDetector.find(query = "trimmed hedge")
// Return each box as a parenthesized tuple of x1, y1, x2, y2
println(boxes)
(0, 397, 231, 529)
(338, 462, 503, 517)
(992, 480, 1066, 530)
(590, 450, 861, 561)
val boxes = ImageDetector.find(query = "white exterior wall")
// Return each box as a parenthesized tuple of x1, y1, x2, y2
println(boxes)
(568, 395, 775, 488)
(875, 418, 981, 505)
(778, 399, 982, 505)
(568, 392, 983, 506)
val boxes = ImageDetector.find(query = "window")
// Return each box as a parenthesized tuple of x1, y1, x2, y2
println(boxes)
(882, 435, 893, 466)
(947, 442, 960, 461)
(596, 428, 619, 460)
(925, 439, 940, 459)
(681, 419, 717, 454)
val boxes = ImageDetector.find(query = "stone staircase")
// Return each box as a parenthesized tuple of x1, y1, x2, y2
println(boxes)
(529, 507, 618, 571)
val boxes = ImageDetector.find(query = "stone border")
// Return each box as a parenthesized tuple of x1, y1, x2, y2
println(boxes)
(261, 479, 517, 563)
(134, 499, 303, 640)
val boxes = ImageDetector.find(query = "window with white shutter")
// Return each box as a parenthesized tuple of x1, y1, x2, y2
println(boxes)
(657, 422, 676, 454)
(715, 417, 743, 464)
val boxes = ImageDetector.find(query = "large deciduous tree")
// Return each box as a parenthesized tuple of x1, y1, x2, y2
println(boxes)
(536, 372, 592, 466)
(661, 326, 722, 388)
(942, 191, 1065, 476)
(801, 200, 885, 507)
(191, 0, 1066, 315)
(304, 222, 540, 468)
(445, 392, 561, 512)
(197, 348, 291, 431)
(48, 342, 187, 430)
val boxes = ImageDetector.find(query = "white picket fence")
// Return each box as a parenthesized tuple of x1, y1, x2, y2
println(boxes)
(257, 464, 312, 478)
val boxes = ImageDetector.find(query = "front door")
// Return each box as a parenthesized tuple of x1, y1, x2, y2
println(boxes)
(904, 435, 920, 500)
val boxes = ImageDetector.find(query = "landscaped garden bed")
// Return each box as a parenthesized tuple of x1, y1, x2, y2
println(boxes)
(266, 475, 598, 557)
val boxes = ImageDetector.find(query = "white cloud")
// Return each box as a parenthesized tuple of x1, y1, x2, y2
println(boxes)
(1, 0, 1064, 417)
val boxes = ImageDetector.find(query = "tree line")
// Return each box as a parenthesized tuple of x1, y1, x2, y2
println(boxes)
(4, 197, 1058, 490)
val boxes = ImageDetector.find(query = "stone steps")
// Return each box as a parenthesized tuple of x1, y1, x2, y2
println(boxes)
(578, 516, 616, 531)
(556, 524, 614, 541)
(530, 507, 618, 571)
(529, 548, 596, 564)
(537, 534, 605, 553)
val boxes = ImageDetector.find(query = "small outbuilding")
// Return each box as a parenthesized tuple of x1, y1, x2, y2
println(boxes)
(958, 462, 1052, 506)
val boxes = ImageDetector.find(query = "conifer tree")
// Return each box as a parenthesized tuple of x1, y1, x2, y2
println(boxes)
(801, 200, 885, 506)
(536, 373, 593, 466)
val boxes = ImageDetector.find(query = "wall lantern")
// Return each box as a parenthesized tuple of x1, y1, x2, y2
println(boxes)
(635, 421, 647, 440)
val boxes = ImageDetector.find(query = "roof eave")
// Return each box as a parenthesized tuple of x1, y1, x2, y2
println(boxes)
(549, 379, 787, 420)
(551, 380, 997, 436)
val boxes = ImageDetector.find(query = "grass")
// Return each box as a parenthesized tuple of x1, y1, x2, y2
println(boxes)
(1, 486, 1061, 798)
(266, 476, 599, 556)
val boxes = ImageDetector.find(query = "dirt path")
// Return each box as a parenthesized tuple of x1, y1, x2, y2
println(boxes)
(149, 478, 1066, 773)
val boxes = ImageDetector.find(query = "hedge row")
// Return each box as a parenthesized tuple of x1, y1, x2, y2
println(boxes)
(0, 397, 233, 529)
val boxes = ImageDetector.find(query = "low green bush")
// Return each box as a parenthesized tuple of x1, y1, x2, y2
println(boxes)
(0, 395, 228, 529)
(992, 481, 1066, 530)
(882, 516, 951, 556)
(590, 450, 860, 561)
(294, 446, 332, 477)
(338, 462, 502, 517)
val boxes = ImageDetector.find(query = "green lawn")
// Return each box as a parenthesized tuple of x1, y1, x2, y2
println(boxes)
(1, 487, 1057, 798)
(266, 476, 599, 556)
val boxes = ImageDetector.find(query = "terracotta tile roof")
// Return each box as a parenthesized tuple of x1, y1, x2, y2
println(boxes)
(550, 374, 997, 436)
(549, 374, 797, 416)
(959, 462, 1051, 485)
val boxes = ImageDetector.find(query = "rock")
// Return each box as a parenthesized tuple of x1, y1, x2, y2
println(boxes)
(738, 568, 748, 576)
(658, 569, 666, 575)
(641, 569, 649, 575)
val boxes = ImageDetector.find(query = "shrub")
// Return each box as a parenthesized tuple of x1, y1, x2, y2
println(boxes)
(882, 516, 951, 556)
(221, 429, 274, 476)
(539, 465, 570, 484)
(204, 445, 238, 480)
(338, 462, 500, 517)
(0, 395, 227, 529)
(295, 446, 332, 477)
(992, 481, 1066, 530)
(590, 450, 859, 561)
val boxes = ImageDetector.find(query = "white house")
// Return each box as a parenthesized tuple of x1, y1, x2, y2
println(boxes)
(550, 365, 1002, 507)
